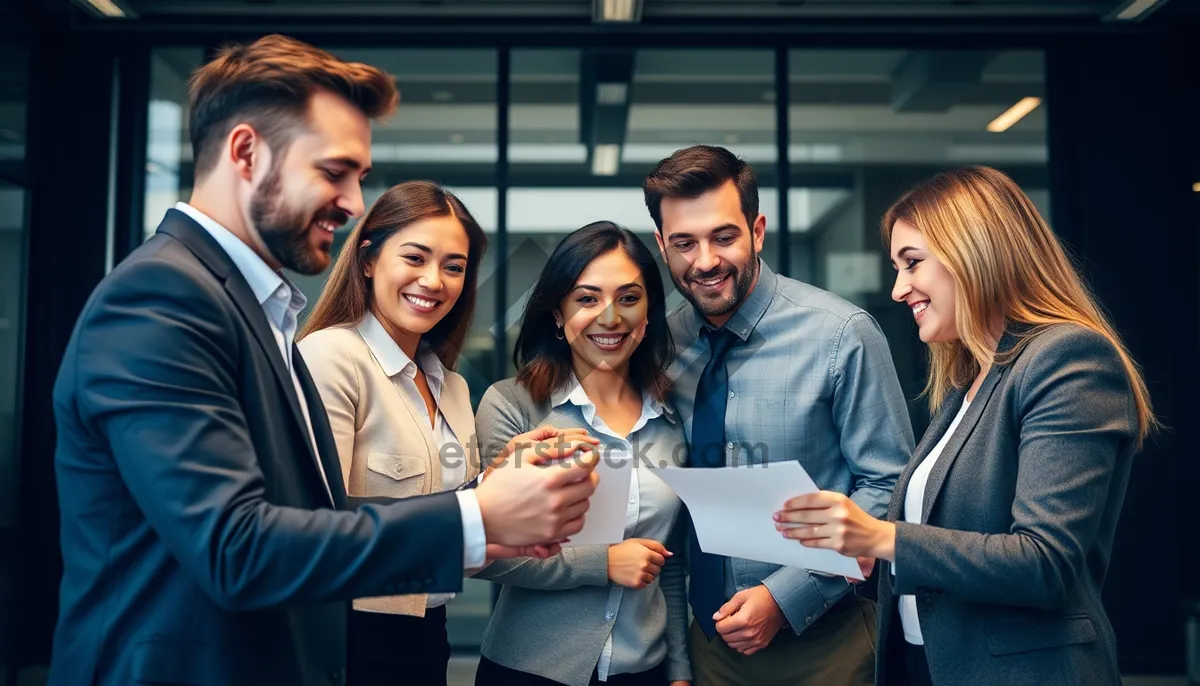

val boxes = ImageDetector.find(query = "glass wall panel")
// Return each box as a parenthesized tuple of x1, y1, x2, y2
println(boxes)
(0, 38, 28, 686)
(787, 49, 1048, 428)
(144, 48, 205, 241)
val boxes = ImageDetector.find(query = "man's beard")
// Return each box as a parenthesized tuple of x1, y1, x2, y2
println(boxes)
(248, 165, 345, 276)
(672, 249, 758, 319)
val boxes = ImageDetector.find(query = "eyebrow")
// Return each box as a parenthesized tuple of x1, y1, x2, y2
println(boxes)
(571, 283, 644, 293)
(895, 246, 919, 259)
(667, 223, 742, 240)
(319, 156, 372, 175)
(399, 242, 468, 262)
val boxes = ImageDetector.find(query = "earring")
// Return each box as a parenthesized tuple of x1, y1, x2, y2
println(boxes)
(555, 323, 565, 340)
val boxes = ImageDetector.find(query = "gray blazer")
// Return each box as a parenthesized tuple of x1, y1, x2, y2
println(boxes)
(472, 378, 691, 686)
(877, 324, 1138, 686)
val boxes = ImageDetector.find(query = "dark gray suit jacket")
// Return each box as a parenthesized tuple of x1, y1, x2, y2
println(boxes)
(877, 324, 1137, 686)
(48, 210, 464, 686)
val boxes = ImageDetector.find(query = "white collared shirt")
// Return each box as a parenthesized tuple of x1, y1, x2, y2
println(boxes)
(553, 378, 673, 681)
(897, 398, 971, 645)
(356, 311, 468, 607)
(175, 202, 331, 500)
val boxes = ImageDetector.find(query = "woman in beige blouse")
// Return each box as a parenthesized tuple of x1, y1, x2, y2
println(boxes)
(298, 181, 591, 686)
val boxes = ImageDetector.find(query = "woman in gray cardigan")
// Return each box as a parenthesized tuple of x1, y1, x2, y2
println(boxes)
(472, 222, 691, 686)
(774, 167, 1155, 686)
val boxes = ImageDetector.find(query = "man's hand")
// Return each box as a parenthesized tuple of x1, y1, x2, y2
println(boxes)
(491, 425, 599, 468)
(607, 539, 672, 589)
(713, 585, 785, 656)
(475, 439, 599, 547)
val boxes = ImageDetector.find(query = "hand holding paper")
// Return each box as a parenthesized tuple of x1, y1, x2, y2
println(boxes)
(647, 462, 864, 580)
(563, 451, 633, 547)
(774, 490, 897, 564)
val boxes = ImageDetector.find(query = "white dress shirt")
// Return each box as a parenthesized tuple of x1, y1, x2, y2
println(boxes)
(898, 398, 971, 645)
(554, 380, 676, 681)
(356, 311, 469, 607)
(174, 203, 486, 570)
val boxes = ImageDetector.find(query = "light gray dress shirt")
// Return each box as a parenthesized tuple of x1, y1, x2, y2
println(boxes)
(667, 259, 914, 634)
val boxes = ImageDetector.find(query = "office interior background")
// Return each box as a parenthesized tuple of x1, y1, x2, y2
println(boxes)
(1, 0, 1198, 683)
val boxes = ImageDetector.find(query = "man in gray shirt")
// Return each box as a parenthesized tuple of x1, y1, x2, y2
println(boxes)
(643, 145, 914, 685)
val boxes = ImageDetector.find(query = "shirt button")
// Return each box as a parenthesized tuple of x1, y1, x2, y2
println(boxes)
(726, 442, 734, 450)
(729, 391, 735, 398)
(605, 611, 615, 621)
(629, 497, 636, 504)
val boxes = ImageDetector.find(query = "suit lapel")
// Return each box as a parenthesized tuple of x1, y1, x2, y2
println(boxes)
(887, 395, 963, 523)
(919, 363, 1007, 523)
(295, 347, 348, 509)
(157, 211, 333, 506)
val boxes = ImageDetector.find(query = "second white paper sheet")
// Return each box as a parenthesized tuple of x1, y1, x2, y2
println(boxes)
(563, 450, 633, 547)
(646, 462, 863, 580)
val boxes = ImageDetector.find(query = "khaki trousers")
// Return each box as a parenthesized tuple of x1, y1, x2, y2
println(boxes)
(689, 595, 877, 686)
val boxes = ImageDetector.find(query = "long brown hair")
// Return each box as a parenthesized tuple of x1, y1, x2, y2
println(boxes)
(882, 165, 1155, 446)
(298, 181, 487, 369)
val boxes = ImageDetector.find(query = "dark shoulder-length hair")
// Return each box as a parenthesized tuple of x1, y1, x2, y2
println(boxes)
(298, 180, 487, 369)
(513, 221, 674, 404)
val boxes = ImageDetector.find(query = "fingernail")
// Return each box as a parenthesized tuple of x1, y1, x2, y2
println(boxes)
(773, 512, 782, 521)
(712, 612, 722, 620)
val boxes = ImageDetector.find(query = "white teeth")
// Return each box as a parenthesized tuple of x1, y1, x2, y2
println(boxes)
(404, 295, 438, 309)
(696, 275, 725, 286)
(912, 302, 929, 314)
(590, 335, 624, 346)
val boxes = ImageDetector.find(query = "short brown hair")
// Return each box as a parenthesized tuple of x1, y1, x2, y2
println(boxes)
(297, 181, 487, 369)
(643, 145, 759, 233)
(188, 34, 399, 179)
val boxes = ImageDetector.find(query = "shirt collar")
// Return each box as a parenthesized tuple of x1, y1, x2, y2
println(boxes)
(355, 311, 445, 389)
(694, 257, 777, 342)
(174, 202, 301, 311)
(549, 374, 671, 430)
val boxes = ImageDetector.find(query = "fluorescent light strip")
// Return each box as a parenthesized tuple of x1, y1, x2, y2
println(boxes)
(602, 0, 636, 22)
(1114, 0, 1163, 20)
(84, 0, 127, 17)
(592, 144, 621, 176)
(986, 97, 1042, 133)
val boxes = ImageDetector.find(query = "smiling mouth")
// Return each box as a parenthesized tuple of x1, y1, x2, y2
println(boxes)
(403, 294, 442, 312)
(911, 301, 929, 318)
(690, 273, 729, 290)
(586, 333, 629, 350)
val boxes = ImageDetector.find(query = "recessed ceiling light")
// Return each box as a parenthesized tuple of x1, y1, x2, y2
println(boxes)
(986, 97, 1042, 133)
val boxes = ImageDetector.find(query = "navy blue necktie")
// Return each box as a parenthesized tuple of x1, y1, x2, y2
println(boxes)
(688, 326, 740, 639)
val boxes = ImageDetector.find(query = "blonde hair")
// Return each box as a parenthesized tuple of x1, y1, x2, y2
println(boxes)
(882, 165, 1155, 446)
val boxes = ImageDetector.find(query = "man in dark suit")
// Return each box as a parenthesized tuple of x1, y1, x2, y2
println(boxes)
(48, 35, 598, 686)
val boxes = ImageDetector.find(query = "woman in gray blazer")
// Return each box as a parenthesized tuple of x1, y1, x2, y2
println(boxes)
(773, 166, 1154, 686)
(472, 222, 692, 686)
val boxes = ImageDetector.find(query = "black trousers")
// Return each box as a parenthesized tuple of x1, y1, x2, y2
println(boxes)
(347, 606, 450, 686)
(883, 604, 933, 686)
(475, 656, 667, 686)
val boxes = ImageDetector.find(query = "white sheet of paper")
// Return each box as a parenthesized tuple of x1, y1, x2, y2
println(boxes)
(646, 462, 863, 580)
(563, 450, 633, 547)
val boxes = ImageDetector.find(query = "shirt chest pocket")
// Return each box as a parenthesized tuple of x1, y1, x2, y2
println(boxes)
(365, 452, 429, 498)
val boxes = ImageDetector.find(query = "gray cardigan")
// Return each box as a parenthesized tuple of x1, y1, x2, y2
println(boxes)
(878, 324, 1138, 686)
(472, 378, 691, 686)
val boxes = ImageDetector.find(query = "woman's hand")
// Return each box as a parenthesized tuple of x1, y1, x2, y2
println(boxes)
(774, 491, 896, 562)
(493, 425, 600, 467)
(607, 538, 672, 589)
